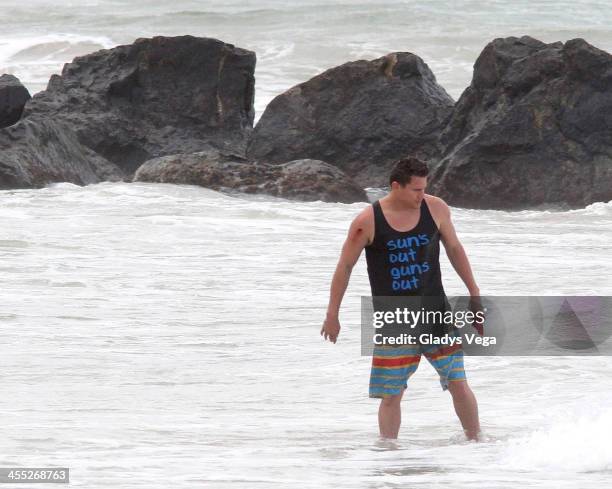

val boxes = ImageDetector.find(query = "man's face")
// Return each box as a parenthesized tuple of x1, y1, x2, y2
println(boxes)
(391, 176, 427, 208)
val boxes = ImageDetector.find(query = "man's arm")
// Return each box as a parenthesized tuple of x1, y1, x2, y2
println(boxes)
(436, 200, 480, 296)
(321, 208, 373, 343)
(436, 199, 484, 334)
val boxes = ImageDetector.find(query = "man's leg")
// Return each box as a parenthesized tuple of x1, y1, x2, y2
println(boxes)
(447, 380, 480, 440)
(370, 345, 420, 439)
(378, 388, 405, 439)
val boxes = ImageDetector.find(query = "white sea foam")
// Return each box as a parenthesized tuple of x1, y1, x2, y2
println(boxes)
(503, 402, 612, 473)
(0, 33, 114, 93)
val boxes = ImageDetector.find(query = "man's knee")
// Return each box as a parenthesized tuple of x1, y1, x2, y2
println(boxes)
(380, 389, 404, 407)
(447, 380, 471, 397)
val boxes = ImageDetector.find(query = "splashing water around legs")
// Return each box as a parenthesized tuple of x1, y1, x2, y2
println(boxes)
(377, 382, 480, 441)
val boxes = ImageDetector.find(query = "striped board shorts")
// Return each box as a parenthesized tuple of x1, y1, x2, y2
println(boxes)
(369, 342, 466, 398)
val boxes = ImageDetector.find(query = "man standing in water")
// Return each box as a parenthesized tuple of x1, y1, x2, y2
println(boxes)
(321, 157, 481, 440)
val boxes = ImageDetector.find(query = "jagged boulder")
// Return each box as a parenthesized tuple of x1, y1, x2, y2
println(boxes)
(430, 36, 612, 209)
(134, 150, 367, 203)
(0, 74, 31, 128)
(248, 53, 454, 187)
(22, 35, 256, 176)
(0, 118, 121, 189)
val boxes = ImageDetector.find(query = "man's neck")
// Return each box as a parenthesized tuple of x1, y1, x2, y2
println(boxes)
(383, 193, 421, 211)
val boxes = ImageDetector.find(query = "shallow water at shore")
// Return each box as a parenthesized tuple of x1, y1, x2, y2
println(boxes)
(1, 182, 611, 488)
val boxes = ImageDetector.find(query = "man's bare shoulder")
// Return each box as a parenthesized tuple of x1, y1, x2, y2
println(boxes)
(424, 194, 451, 227)
(350, 204, 375, 245)
(353, 203, 374, 223)
(424, 193, 449, 208)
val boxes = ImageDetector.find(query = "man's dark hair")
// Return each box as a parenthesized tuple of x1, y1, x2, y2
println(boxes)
(389, 157, 429, 186)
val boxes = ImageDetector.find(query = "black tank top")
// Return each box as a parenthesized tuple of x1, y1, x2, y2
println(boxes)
(365, 198, 445, 298)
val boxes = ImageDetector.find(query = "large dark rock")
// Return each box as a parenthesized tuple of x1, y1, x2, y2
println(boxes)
(0, 118, 122, 189)
(430, 36, 612, 209)
(22, 35, 256, 176)
(0, 74, 31, 128)
(133, 150, 367, 203)
(248, 53, 454, 187)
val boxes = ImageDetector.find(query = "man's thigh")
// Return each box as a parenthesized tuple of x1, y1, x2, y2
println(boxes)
(422, 345, 466, 391)
(369, 346, 421, 398)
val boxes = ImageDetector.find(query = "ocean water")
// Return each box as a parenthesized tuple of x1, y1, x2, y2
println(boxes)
(1, 0, 611, 118)
(1, 1, 612, 487)
(1, 182, 611, 488)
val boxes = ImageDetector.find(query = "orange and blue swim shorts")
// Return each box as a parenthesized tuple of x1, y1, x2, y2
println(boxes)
(369, 342, 466, 398)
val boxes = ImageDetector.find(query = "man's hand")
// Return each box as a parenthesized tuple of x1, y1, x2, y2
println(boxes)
(469, 293, 485, 336)
(321, 315, 341, 343)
